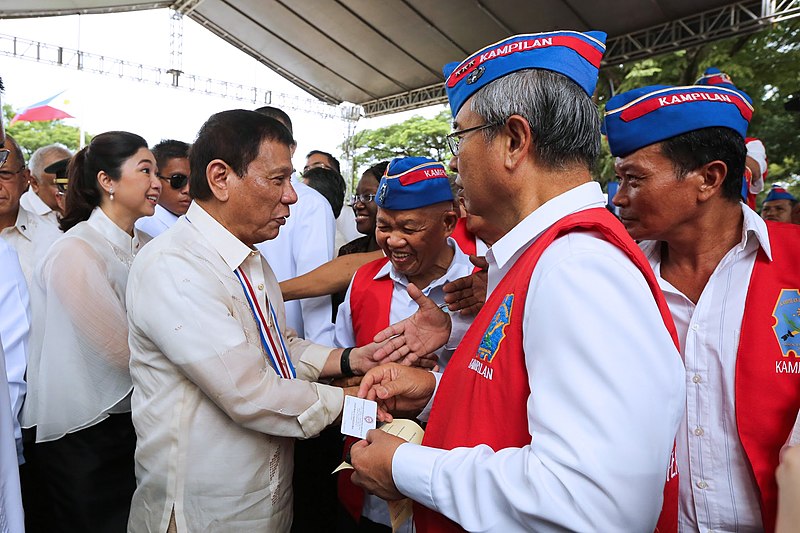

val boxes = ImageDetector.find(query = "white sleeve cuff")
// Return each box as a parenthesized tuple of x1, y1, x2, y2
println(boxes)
(417, 371, 442, 423)
(445, 314, 470, 350)
(392, 442, 445, 510)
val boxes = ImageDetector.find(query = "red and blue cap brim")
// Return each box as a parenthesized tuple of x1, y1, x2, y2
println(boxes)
(442, 30, 607, 117)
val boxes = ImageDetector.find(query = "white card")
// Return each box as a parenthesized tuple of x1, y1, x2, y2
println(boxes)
(341, 396, 377, 439)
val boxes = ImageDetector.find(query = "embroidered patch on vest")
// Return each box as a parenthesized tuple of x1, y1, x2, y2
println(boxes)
(477, 293, 513, 364)
(772, 288, 800, 360)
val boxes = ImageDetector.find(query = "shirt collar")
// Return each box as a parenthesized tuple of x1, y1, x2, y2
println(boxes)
(185, 201, 255, 272)
(487, 181, 606, 272)
(640, 201, 773, 266)
(13, 207, 33, 242)
(374, 237, 475, 289)
(740, 202, 772, 260)
(154, 204, 180, 225)
(88, 207, 141, 255)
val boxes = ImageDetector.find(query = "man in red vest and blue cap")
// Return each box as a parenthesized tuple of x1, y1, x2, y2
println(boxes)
(604, 82, 800, 532)
(348, 31, 686, 532)
(335, 156, 474, 532)
(761, 184, 798, 224)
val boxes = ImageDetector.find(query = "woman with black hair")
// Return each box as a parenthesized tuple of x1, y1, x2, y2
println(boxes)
(22, 131, 160, 532)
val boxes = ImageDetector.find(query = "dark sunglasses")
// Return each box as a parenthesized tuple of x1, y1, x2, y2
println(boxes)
(157, 172, 189, 189)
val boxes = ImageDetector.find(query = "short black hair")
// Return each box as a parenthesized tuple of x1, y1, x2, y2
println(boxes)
(306, 150, 341, 174)
(361, 161, 389, 183)
(190, 109, 295, 201)
(303, 167, 345, 218)
(254, 106, 293, 135)
(151, 139, 190, 170)
(659, 127, 746, 203)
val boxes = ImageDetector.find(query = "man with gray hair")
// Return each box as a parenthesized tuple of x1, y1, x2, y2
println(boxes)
(21, 143, 72, 224)
(349, 32, 685, 532)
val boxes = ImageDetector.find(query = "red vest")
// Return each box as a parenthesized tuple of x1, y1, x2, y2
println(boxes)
(452, 218, 477, 257)
(735, 220, 800, 533)
(338, 257, 393, 522)
(415, 208, 681, 533)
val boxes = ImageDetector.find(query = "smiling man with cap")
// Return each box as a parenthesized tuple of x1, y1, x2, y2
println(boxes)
(336, 156, 474, 531)
(349, 31, 685, 532)
(605, 83, 800, 533)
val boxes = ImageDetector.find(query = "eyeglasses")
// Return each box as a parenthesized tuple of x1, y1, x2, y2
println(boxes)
(0, 149, 9, 168)
(445, 122, 502, 156)
(349, 193, 376, 206)
(157, 172, 189, 189)
(0, 165, 25, 182)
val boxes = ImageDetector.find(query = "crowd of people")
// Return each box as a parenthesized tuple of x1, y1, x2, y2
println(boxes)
(0, 27, 799, 533)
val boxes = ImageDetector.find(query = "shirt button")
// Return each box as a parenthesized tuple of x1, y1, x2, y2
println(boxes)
(258, 283, 265, 290)
(694, 427, 704, 436)
(691, 324, 699, 331)
(250, 251, 259, 257)
(692, 374, 702, 383)
(697, 480, 708, 489)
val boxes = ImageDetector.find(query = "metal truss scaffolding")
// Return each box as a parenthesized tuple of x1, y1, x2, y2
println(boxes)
(360, 0, 800, 117)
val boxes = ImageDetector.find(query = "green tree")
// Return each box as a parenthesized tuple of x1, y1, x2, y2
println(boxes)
(3, 104, 88, 157)
(595, 19, 800, 199)
(343, 110, 451, 186)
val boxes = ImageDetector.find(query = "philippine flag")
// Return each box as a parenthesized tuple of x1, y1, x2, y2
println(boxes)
(10, 91, 74, 125)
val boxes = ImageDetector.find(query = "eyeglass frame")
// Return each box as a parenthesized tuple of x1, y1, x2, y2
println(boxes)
(445, 121, 504, 157)
(0, 164, 26, 182)
(349, 193, 376, 206)
(157, 172, 189, 190)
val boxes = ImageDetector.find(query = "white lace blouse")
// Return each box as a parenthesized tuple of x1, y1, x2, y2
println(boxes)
(22, 207, 146, 442)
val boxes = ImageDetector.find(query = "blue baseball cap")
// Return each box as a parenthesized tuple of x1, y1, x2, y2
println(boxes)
(442, 30, 607, 117)
(603, 84, 754, 157)
(376, 157, 453, 210)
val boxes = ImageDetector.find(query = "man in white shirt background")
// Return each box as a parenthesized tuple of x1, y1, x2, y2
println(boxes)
(20, 143, 71, 225)
(135, 139, 191, 239)
(0, 135, 62, 287)
(254, 107, 337, 345)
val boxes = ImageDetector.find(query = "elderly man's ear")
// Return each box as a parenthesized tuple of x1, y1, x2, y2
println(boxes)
(206, 160, 231, 202)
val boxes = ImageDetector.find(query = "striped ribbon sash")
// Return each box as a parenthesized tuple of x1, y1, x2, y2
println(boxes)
(234, 267, 296, 379)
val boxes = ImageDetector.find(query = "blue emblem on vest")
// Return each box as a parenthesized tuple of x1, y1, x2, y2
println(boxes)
(773, 288, 800, 358)
(477, 293, 514, 363)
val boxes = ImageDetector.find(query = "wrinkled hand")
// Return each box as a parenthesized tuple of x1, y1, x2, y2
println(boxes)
(358, 363, 437, 422)
(372, 283, 451, 364)
(443, 255, 488, 316)
(350, 429, 405, 501)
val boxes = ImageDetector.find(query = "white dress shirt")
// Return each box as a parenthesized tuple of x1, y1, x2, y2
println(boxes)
(257, 180, 336, 345)
(0, 206, 62, 288)
(0, 341, 24, 533)
(640, 204, 769, 533)
(22, 207, 144, 442)
(0, 240, 29, 464)
(392, 182, 686, 532)
(20, 189, 59, 225)
(134, 204, 179, 239)
(127, 202, 345, 533)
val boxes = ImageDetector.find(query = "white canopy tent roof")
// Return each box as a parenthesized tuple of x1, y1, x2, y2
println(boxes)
(2, 0, 797, 116)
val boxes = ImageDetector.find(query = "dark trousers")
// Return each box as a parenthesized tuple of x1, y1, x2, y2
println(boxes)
(35, 413, 136, 533)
